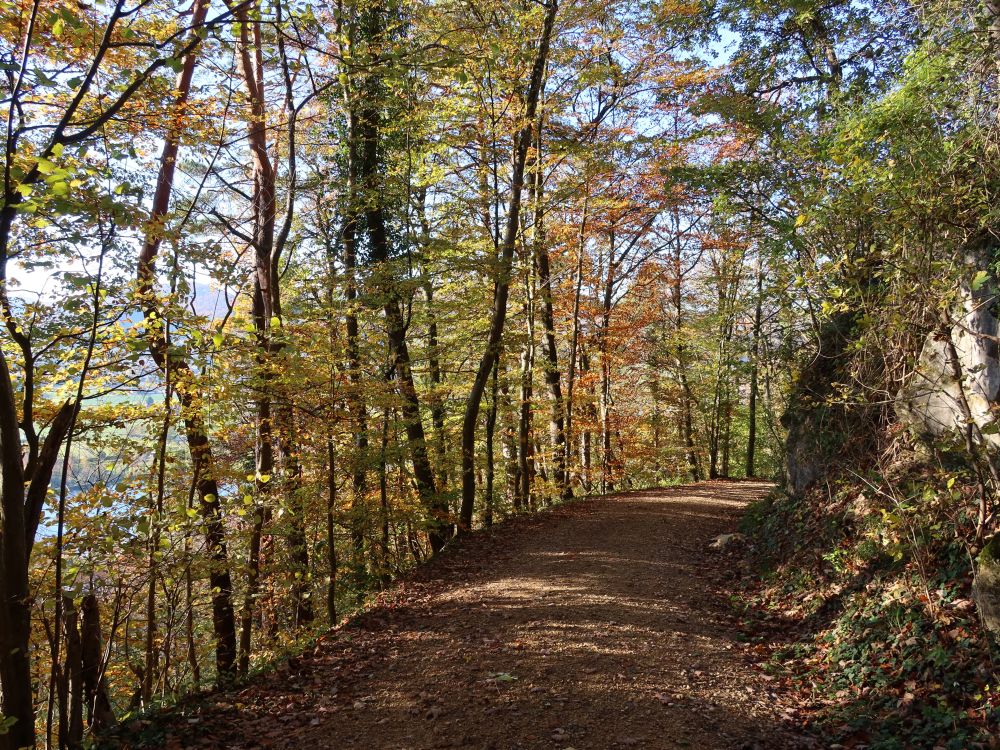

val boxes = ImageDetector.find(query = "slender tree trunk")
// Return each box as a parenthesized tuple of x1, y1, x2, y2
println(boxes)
(425, 277, 449, 490)
(319, 178, 341, 626)
(63, 598, 83, 750)
(709, 373, 722, 479)
(499, 362, 521, 510)
(184, 534, 200, 691)
(340, 117, 369, 592)
(143, 375, 172, 703)
(485, 361, 499, 527)
(238, 470, 266, 678)
(378, 405, 392, 588)
(722, 396, 732, 478)
(518, 274, 536, 510)
(671, 235, 700, 481)
(375, 230, 447, 549)
(326, 437, 338, 623)
(565, 189, 588, 490)
(353, 3, 450, 551)
(530, 118, 569, 502)
(231, 0, 313, 632)
(600, 359, 613, 493)
(81, 595, 114, 734)
(746, 267, 763, 478)
(599, 230, 617, 494)
(416, 190, 450, 491)
(238, 278, 274, 678)
(579, 347, 592, 492)
(459, 0, 559, 529)
(280, 407, 313, 625)
(136, 0, 236, 683)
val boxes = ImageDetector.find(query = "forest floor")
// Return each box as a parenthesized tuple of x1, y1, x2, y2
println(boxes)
(115, 481, 817, 750)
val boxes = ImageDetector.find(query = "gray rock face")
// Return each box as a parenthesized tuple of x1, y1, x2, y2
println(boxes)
(708, 533, 747, 551)
(782, 311, 856, 496)
(974, 535, 1000, 635)
(784, 256, 998, 497)
(896, 258, 1000, 448)
(785, 413, 826, 496)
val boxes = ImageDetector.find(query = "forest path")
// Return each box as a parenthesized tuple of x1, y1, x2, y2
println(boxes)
(123, 481, 813, 750)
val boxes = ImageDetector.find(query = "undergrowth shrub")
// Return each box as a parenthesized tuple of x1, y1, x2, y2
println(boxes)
(739, 462, 1000, 748)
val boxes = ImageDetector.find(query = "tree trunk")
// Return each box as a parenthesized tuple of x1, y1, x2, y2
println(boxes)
(231, 0, 313, 633)
(280, 405, 313, 626)
(137, 0, 236, 683)
(63, 597, 84, 750)
(416, 190, 450, 492)
(579, 348, 592, 492)
(326, 437, 339, 624)
(340, 111, 370, 593)
(499, 362, 521, 510)
(530, 121, 569, 502)
(485, 361, 499, 527)
(565, 190, 588, 491)
(671, 231, 700, 482)
(81, 595, 115, 734)
(599, 230, 617, 494)
(353, 3, 450, 552)
(0, 351, 35, 750)
(601, 360, 613, 493)
(518, 276, 536, 510)
(746, 267, 763, 478)
(459, 0, 559, 530)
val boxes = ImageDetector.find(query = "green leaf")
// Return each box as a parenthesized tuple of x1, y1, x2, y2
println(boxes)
(52, 17, 65, 37)
(972, 270, 989, 291)
(34, 68, 57, 87)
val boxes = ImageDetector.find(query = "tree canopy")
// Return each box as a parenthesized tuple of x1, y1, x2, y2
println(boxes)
(2, 0, 1000, 746)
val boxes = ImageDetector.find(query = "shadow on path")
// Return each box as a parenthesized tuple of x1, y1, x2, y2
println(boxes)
(114, 481, 814, 750)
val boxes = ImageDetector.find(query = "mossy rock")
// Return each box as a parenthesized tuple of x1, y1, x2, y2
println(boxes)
(974, 534, 1000, 634)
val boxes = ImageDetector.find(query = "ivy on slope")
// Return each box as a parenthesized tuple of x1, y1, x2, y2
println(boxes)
(737, 466, 1000, 749)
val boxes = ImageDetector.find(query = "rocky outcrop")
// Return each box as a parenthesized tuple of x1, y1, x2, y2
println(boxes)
(708, 532, 747, 551)
(783, 310, 859, 496)
(896, 257, 1000, 448)
(974, 534, 1000, 635)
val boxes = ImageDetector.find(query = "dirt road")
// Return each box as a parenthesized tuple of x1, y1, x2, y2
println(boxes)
(118, 481, 812, 750)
